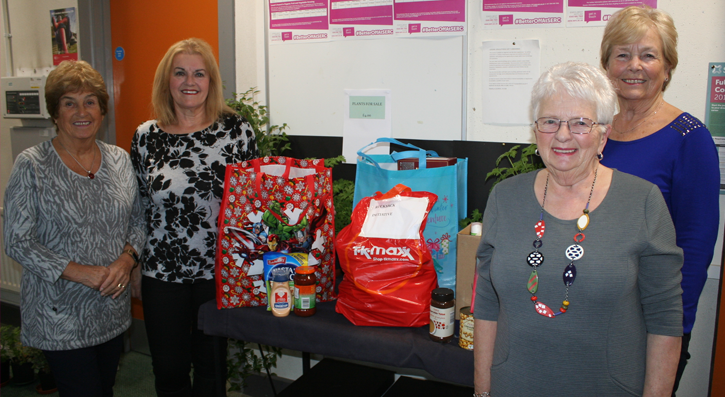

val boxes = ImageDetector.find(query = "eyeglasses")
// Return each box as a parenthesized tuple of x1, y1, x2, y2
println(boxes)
(534, 117, 598, 135)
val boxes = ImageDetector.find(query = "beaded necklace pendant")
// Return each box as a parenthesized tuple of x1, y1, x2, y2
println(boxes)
(527, 169, 597, 318)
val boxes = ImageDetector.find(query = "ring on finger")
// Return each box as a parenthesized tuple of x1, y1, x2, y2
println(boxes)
(117, 283, 125, 289)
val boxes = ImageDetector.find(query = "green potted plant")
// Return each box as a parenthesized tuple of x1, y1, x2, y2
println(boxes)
(4, 326, 36, 386)
(30, 348, 56, 394)
(227, 87, 291, 157)
(1, 324, 17, 386)
(485, 143, 544, 191)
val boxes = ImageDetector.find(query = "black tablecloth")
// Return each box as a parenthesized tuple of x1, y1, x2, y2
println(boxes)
(198, 300, 474, 386)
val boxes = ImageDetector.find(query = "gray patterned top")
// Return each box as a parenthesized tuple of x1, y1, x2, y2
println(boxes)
(3, 140, 146, 350)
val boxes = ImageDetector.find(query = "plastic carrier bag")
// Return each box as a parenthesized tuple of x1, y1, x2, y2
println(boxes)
(336, 184, 438, 327)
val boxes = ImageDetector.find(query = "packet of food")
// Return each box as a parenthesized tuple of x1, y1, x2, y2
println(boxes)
(263, 252, 307, 311)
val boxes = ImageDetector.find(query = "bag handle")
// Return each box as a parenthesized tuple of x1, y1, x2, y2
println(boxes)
(357, 138, 438, 169)
(252, 158, 292, 192)
(373, 183, 412, 200)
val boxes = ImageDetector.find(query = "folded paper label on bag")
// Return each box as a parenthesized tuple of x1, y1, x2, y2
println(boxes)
(360, 196, 430, 239)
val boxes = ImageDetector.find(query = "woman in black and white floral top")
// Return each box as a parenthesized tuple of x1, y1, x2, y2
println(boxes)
(131, 38, 257, 396)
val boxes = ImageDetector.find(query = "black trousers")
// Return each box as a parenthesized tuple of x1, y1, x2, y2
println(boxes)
(43, 333, 124, 397)
(142, 276, 228, 397)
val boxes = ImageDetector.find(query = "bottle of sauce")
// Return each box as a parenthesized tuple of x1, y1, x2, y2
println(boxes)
(429, 288, 455, 343)
(294, 266, 317, 317)
(271, 269, 292, 317)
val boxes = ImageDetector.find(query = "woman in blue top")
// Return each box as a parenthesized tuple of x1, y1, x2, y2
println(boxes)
(600, 6, 720, 394)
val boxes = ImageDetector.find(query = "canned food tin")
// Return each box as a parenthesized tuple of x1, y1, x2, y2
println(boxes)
(459, 306, 474, 350)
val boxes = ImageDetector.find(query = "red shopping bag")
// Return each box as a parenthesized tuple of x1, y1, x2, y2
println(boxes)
(215, 157, 336, 309)
(335, 184, 438, 327)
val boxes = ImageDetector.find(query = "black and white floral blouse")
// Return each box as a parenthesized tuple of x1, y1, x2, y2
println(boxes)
(131, 114, 258, 283)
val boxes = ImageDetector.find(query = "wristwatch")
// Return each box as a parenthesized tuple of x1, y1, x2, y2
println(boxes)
(123, 249, 140, 268)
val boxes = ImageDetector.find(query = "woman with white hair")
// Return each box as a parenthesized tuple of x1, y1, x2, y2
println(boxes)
(473, 62, 683, 396)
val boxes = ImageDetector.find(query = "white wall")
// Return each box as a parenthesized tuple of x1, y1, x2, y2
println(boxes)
(234, 1, 725, 393)
(1, 0, 76, 208)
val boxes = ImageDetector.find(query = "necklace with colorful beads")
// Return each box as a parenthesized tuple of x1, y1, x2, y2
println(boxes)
(527, 167, 597, 317)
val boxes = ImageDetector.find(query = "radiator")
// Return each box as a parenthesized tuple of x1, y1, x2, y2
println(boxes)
(0, 207, 22, 301)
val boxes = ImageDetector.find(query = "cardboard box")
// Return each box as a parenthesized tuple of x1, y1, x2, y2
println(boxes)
(455, 224, 481, 319)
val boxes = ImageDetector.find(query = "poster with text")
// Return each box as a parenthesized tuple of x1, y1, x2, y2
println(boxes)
(269, 0, 330, 44)
(482, 0, 564, 29)
(330, 0, 395, 40)
(707, 63, 725, 144)
(393, 0, 466, 37)
(50, 7, 78, 65)
(567, 0, 657, 27)
(481, 40, 540, 125)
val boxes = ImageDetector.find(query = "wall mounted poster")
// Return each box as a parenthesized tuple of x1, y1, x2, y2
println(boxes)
(50, 7, 78, 65)
(707, 62, 725, 143)
(330, 0, 395, 40)
(269, 0, 330, 44)
(393, 0, 466, 37)
(705, 62, 725, 189)
(567, 0, 657, 27)
(482, 0, 565, 29)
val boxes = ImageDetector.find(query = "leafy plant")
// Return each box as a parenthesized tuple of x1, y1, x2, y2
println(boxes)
(227, 339, 282, 392)
(0, 324, 19, 362)
(29, 346, 50, 374)
(485, 144, 543, 191)
(227, 87, 291, 156)
(0, 325, 40, 366)
(459, 208, 483, 229)
(321, 155, 355, 234)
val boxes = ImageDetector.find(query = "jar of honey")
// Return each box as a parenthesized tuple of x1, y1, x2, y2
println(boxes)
(294, 266, 317, 316)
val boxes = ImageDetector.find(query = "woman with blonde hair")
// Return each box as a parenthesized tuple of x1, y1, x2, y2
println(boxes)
(131, 38, 258, 396)
(473, 62, 683, 397)
(600, 7, 719, 394)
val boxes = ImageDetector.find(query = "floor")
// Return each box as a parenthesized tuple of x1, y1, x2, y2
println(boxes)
(0, 302, 290, 397)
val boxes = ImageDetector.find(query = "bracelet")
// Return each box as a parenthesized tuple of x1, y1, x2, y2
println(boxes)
(473, 393, 491, 397)
(123, 249, 139, 268)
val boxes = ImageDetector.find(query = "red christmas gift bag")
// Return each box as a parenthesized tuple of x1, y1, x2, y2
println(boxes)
(215, 157, 336, 309)
(335, 184, 438, 327)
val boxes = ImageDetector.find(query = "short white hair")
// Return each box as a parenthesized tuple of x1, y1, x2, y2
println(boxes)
(530, 62, 618, 125)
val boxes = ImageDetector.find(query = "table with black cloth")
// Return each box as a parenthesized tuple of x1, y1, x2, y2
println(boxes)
(198, 300, 474, 386)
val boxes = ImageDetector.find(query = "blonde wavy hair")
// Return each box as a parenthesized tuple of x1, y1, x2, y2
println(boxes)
(151, 38, 234, 126)
(600, 5, 678, 91)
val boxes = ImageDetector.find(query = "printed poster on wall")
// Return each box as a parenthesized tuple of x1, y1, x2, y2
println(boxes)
(481, 40, 540, 125)
(393, 0, 466, 37)
(705, 63, 725, 188)
(50, 7, 78, 65)
(330, 0, 395, 40)
(567, 0, 657, 27)
(482, 0, 565, 29)
(269, 0, 330, 44)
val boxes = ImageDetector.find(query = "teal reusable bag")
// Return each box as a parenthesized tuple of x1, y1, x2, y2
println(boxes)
(352, 138, 467, 290)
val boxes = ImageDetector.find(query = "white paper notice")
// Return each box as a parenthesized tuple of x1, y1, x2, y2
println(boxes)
(360, 196, 430, 239)
(481, 40, 540, 125)
(343, 89, 392, 164)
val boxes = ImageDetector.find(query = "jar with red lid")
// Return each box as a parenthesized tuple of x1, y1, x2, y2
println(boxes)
(294, 266, 317, 316)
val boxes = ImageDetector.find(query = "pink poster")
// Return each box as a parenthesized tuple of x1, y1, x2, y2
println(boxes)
(393, 0, 466, 36)
(330, 0, 395, 40)
(567, 0, 657, 27)
(269, 0, 330, 44)
(482, 0, 565, 29)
